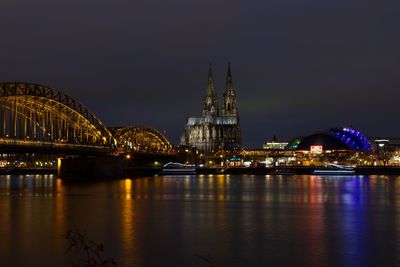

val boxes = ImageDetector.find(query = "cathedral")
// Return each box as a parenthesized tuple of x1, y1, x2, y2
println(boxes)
(181, 63, 242, 153)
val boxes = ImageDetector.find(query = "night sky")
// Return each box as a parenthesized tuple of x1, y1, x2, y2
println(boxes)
(1, 0, 400, 147)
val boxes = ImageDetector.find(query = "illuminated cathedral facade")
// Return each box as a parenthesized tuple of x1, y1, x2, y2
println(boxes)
(181, 63, 242, 153)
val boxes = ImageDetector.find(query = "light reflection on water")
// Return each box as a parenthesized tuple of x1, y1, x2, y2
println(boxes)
(0, 174, 400, 266)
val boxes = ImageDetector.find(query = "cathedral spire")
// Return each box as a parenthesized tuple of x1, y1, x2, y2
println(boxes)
(226, 61, 233, 91)
(207, 62, 214, 94)
(222, 62, 238, 116)
(202, 63, 219, 116)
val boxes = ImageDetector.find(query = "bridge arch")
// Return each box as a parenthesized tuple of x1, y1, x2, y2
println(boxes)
(111, 126, 173, 152)
(0, 82, 113, 146)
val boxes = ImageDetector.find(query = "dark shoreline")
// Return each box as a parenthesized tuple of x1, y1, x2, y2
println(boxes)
(0, 168, 57, 175)
(3, 166, 400, 177)
(121, 166, 400, 177)
(198, 166, 400, 175)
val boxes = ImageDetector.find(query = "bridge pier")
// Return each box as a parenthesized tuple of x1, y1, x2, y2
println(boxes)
(59, 156, 128, 178)
(58, 153, 176, 178)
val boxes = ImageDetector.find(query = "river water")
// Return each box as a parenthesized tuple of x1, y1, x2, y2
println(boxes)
(0, 174, 400, 267)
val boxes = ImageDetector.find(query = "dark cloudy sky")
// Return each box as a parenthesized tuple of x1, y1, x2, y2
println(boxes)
(1, 0, 400, 147)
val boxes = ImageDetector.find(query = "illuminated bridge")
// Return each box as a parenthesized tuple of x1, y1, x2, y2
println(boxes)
(0, 82, 173, 155)
(111, 126, 173, 154)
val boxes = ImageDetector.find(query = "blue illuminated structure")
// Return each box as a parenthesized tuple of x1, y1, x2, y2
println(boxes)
(329, 127, 373, 152)
(292, 127, 373, 152)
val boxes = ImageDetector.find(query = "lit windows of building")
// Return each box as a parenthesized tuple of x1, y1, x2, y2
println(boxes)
(263, 141, 289, 150)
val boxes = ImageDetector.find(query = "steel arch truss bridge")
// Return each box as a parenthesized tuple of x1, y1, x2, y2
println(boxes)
(111, 126, 173, 153)
(0, 83, 114, 153)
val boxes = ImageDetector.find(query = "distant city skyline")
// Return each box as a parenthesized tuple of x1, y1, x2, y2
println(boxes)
(1, 0, 399, 147)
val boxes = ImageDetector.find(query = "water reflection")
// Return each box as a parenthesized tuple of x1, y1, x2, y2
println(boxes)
(0, 174, 400, 266)
(120, 179, 135, 261)
(54, 178, 66, 259)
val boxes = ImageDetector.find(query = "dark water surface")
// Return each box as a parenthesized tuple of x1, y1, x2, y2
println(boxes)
(1, 174, 400, 267)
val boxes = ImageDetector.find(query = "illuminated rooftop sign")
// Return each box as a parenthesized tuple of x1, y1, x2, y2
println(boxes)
(310, 145, 323, 154)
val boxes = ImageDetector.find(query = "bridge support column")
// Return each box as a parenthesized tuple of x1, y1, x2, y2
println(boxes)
(58, 156, 128, 178)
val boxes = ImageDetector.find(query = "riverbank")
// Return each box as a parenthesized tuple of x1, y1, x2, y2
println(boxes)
(0, 168, 56, 175)
(4, 166, 400, 178)
(197, 166, 400, 175)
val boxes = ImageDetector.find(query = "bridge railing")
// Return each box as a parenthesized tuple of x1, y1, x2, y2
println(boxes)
(0, 138, 112, 150)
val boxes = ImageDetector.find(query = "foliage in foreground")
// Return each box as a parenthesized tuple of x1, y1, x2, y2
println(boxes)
(64, 228, 117, 267)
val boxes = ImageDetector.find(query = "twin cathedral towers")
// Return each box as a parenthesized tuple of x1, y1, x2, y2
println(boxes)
(181, 63, 242, 153)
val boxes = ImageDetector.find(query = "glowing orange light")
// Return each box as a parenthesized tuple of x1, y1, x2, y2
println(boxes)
(310, 145, 323, 154)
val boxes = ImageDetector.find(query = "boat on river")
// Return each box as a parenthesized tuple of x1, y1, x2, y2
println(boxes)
(159, 162, 196, 175)
(313, 164, 355, 175)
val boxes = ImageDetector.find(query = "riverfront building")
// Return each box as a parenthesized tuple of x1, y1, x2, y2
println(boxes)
(263, 135, 289, 150)
(181, 63, 242, 153)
